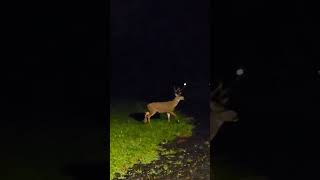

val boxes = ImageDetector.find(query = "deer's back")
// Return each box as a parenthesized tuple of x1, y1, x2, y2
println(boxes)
(211, 101, 238, 122)
(147, 101, 175, 113)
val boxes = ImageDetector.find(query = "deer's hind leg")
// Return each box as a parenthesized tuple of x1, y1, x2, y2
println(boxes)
(146, 111, 156, 123)
(144, 112, 149, 123)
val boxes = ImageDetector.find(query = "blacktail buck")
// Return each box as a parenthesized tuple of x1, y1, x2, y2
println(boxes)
(144, 86, 185, 123)
(210, 82, 239, 140)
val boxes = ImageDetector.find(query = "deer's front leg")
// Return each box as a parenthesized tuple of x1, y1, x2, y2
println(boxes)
(167, 113, 171, 122)
(169, 112, 179, 123)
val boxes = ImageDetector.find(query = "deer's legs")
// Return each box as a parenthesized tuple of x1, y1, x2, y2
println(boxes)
(169, 112, 179, 123)
(146, 111, 156, 123)
(166, 113, 171, 122)
(144, 112, 149, 123)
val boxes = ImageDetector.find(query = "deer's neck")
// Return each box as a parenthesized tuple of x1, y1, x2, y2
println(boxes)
(171, 97, 181, 107)
(211, 101, 225, 113)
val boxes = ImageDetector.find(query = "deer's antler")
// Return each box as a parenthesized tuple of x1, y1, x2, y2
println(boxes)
(174, 86, 184, 95)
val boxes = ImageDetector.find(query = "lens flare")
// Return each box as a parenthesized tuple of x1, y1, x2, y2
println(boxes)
(236, 68, 244, 76)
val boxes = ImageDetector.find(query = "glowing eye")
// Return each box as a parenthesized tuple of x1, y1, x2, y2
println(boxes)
(184, 82, 186, 86)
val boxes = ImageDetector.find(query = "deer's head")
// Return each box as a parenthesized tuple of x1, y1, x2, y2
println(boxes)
(211, 82, 238, 122)
(210, 82, 239, 140)
(174, 86, 185, 101)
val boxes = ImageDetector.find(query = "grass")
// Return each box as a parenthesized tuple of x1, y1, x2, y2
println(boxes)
(110, 100, 193, 179)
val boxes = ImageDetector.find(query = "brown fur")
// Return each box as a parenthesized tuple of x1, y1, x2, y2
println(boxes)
(210, 83, 238, 140)
(144, 93, 184, 123)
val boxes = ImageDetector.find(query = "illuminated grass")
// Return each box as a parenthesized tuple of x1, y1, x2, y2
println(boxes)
(110, 101, 193, 179)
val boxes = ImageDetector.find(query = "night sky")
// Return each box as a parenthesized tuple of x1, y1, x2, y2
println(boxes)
(111, 0, 210, 99)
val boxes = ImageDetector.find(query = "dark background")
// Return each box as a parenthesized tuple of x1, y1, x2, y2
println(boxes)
(2, 1, 107, 179)
(111, 0, 210, 101)
(4, 1, 107, 124)
(213, 0, 320, 178)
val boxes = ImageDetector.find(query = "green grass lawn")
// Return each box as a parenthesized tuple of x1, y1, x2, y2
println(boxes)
(110, 100, 194, 179)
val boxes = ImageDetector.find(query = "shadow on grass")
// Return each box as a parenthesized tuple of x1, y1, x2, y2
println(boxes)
(61, 161, 106, 180)
(129, 112, 160, 122)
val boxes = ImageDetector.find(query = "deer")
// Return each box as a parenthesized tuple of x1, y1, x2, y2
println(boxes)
(144, 86, 185, 123)
(210, 82, 239, 141)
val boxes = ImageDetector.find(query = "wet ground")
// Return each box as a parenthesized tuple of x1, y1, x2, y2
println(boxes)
(113, 117, 211, 180)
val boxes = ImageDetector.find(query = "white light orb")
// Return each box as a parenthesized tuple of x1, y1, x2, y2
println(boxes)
(184, 82, 187, 86)
(236, 68, 244, 76)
